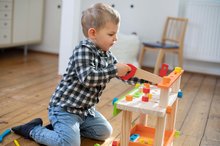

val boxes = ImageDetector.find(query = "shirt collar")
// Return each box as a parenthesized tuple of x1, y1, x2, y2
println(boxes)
(82, 39, 110, 57)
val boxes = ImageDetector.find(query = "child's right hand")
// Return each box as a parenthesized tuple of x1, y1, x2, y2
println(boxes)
(115, 63, 131, 77)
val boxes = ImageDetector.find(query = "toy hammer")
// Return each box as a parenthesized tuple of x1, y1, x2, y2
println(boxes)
(0, 129, 11, 142)
(120, 64, 162, 84)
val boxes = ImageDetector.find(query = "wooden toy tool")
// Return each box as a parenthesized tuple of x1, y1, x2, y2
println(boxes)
(120, 64, 162, 84)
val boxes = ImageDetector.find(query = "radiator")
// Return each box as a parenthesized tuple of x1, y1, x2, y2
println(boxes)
(184, 0, 220, 63)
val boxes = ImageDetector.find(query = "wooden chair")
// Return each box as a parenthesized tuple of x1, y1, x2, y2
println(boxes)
(138, 17, 188, 75)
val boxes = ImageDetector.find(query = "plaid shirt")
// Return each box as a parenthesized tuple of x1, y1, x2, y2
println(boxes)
(49, 39, 146, 116)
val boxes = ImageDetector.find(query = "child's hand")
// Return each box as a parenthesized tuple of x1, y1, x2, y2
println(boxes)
(115, 63, 131, 77)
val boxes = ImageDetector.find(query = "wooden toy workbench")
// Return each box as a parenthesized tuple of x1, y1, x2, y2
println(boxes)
(114, 67, 183, 146)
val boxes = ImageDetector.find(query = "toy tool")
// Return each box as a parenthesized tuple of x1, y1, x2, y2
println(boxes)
(0, 129, 11, 142)
(14, 139, 21, 146)
(120, 64, 162, 84)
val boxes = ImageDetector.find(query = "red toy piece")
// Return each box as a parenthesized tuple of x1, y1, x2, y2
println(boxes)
(159, 63, 169, 77)
(112, 140, 120, 146)
(143, 87, 150, 94)
(142, 96, 149, 102)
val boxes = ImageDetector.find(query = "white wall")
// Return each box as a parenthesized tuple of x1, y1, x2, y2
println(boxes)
(179, 0, 220, 75)
(58, 0, 81, 74)
(80, 0, 179, 41)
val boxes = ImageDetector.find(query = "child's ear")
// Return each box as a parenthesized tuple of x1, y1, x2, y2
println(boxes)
(88, 28, 96, 39)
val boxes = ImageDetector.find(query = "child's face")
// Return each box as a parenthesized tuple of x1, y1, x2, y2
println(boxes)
(93, 22, 119, 52)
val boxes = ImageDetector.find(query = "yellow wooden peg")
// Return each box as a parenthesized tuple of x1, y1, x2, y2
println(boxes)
(147, 138, 153, 144)
(174, 67, 182, 73)
(148, 93, 153, 100)
(135, 83, 140, 88)
(139, 138, 145, 144)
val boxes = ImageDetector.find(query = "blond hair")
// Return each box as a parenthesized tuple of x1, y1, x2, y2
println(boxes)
(81, 3, 120, 37)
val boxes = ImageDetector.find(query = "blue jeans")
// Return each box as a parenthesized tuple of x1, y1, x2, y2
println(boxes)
(30, 106, 112, 146)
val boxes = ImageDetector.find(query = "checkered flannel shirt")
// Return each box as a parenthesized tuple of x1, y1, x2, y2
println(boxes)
(49, 39, 147, 116)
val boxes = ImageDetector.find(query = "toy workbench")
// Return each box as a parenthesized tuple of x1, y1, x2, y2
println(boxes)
(113, 67, 183, 146)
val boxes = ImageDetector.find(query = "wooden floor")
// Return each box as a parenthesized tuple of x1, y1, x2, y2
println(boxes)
(0, 49, 219, 146)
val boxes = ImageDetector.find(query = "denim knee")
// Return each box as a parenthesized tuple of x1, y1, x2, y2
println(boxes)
(30, 126, 81, 146)
(58, 132, 80, 146)
(61, 138, 80, 146)
(97, 123, 113, 140)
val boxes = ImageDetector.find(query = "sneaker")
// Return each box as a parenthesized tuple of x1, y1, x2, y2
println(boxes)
(12, 118, 43, 139)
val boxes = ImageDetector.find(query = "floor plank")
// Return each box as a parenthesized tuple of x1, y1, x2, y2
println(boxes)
(174, 76, 218, 146)
(200, 78, 220, 146)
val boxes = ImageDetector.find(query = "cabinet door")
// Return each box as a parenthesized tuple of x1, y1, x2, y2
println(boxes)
(27, 0, 44, 42)
(0, 0, 13, 45)
(13, 0, 44, 44)
(13, 0, 28, 43)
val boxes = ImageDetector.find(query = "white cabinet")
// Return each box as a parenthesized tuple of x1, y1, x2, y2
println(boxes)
(0, 0, 13, 44)
(0, 0, 44, 49)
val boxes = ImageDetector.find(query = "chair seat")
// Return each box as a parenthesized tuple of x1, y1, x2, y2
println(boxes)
(143, 42, 179, 49)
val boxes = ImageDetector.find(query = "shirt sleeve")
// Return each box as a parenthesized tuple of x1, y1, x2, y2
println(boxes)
(116, 76, 148, 85)
(73, 46, 117, 87)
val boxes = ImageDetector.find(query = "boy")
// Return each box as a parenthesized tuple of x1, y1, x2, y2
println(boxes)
(12, 3, 146, 146)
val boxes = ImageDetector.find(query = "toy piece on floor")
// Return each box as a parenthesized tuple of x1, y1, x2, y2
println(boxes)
(0, 129, 11, 143)
(174, 130, 181, 138)
(13, 139, 21, 146)
(120, 64, 162, 84)
(159, 63, 169, 77)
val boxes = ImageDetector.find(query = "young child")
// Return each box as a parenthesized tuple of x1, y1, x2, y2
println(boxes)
(12, 3, 147, 146)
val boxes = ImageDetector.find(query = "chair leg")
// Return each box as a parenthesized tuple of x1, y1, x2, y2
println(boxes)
(178, 51, 183, 68)
(154, 49, 165, 75)
(138, 47, 146, 68)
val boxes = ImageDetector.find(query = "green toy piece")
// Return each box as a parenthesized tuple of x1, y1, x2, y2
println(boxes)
(174, 130, 181, 138)
(133, 91, 142, 98)
(113, 87, 141, 116)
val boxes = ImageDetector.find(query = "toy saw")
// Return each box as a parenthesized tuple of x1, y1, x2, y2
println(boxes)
(120, 64, 162, 84)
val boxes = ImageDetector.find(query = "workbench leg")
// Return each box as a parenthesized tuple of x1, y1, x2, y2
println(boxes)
(121, 111, 132, 146)
(139, 113, 148, 126)
(155, 116, 167, 146)
(166, 99, 178, 130)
